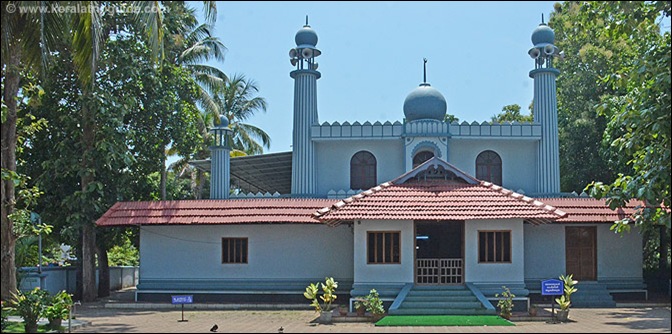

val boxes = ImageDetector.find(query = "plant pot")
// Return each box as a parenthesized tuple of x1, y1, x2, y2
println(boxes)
(371, 313, 385, 322)
(528, 307, 538, 317)
(48, 318, 63, 330)
(500, 312, 511, 320)
(319, 310, 333, 324)
(556, 309, 570, 322)
(339, 307, 348, 316)
(356, 306, 365, 317)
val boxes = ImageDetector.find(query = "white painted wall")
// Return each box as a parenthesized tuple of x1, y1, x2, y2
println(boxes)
(139, 224, 353, 280)
(353, 220, 414, 284)
(314, 139, 405, 194)
(464, 219, 526, 284)
(524, 223, 643, 281)
(448, 139, 537, 194)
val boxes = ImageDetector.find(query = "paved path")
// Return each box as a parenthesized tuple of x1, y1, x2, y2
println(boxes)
(68, 289, 670, 333)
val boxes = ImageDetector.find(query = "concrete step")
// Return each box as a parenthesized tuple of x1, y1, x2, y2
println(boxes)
(404, 295, 478, 302)
(407, 290, 474, 297)
(389, 308, 497, 315)
(401, 301, 483, 309)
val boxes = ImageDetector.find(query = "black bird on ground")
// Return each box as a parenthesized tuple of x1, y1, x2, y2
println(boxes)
(210, 324, 218, 332)
(278, 326, 284, 333)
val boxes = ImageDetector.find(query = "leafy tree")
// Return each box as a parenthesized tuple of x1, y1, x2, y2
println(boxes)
(584, 1, 671, 286)
(491, 104, 533, 123)
(443, 113, 459, 123)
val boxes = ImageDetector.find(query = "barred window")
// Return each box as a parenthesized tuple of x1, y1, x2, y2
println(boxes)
(478, 231, 511, 263)
(222, 238, 248, 264)
(367, 231, 401, 264)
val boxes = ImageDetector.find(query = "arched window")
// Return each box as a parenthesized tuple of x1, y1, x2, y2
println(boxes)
(350, 151, 377, 190)
(476, 150, 502, 185)
(413, 151, 434, 168)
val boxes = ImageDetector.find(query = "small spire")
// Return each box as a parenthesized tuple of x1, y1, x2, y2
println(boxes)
(541, 13, 545, 24)
(423, 58, 427, 83)
(305, 15, 309, 26)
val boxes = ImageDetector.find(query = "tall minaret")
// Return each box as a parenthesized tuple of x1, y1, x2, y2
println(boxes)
(210, 116, 232, 199)
(528, 15, 562, 195)
(289, 17, 321, 196)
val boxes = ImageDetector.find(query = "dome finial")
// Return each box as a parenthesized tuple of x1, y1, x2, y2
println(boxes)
(305, 15, 309, 27)
(423, 58, 428, 83)
(541, 13, 545, 24)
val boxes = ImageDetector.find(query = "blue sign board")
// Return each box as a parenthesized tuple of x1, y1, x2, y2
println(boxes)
(541, 279, 564, 296)
(171, 295, 193, 304)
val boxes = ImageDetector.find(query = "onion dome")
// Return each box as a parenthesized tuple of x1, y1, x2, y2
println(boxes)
(403, 83, 447, 122)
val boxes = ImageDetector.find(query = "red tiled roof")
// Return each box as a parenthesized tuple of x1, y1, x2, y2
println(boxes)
(313, 179, 567, 225)
(96, 198, 335, 227)
(538, 197, 644, 223)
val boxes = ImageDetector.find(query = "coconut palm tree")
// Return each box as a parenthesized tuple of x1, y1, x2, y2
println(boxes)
(215, 74, 271, 155)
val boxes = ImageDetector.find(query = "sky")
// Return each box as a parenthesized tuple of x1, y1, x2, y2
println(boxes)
(193, 1, 559, 154)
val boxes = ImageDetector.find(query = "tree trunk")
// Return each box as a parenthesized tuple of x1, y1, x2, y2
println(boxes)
(658, 225, 671, 289)
(160, 153, 167, 200)
(96, 244, 110, 298)
(80, 102, 97, 302)
(1, 46, 22, 301)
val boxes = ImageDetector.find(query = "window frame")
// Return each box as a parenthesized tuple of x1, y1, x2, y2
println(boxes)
(476, 150, 502, 185)
(350, 151, 377, 190)
(477, 230, 511, 263)
(367, 231, 401, 264)
(412, 150, 435, 168)
(221, 237, 248, 264)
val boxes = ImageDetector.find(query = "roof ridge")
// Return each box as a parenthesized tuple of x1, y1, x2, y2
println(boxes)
(313, 182, 392, 218)
(480, 181, 567, 218)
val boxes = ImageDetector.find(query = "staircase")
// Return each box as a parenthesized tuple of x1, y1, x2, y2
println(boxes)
(389, 285, 496, 315)
(570, 282, 616, 308)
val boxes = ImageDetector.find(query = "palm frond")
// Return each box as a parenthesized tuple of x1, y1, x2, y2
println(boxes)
(133, 1, 164, 64)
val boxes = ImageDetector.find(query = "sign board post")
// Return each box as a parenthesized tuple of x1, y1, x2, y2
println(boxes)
(171, 295, 193, 322)
(541, 279, 564, 324)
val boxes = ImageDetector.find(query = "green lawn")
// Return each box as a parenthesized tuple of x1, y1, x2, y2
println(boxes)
(2, 321, 62, 333)
(375, 315, 515, 326)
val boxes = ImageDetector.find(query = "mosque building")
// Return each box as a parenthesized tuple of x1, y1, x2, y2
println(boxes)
(97, 18, 647, 312)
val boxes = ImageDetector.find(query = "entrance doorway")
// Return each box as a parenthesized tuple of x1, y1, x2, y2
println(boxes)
(565, 226, 597, 281)
(415, 221, 464, 285)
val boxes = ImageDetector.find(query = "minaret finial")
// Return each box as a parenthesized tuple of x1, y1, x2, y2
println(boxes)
(541, 13, 545, 24)
(306, 15, 309, 26)
(423, 58, 427, 83)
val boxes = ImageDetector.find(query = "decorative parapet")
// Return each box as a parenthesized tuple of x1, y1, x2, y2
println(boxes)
(231, 191, 282, 198)
(327, 189, 362, 199)
(312, 120, 541, 139)
(404, 119, 449, 136)
(448, 121, 541, 138)
(311, 121, 403, 139)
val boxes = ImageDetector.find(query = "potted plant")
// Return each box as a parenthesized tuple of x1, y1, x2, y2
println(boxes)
(7, 287, 48, 333)
(354, 298, 366, 316)
(45, 290, 73, 330)
(555, 274, 578, 322)
(363, 289, 385, 322)
(528, 304, 538, 317)
(338, 304, 348, 316)
(303, 277, 338, 324)
(495, 286, 515, 320)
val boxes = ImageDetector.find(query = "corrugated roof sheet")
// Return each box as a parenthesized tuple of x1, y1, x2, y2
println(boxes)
(313, 179, 567, 225)
(96, 198, 334, 226)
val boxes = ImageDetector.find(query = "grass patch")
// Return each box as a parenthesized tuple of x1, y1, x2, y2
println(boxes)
(2, 322, 60, 333)
(375, 315, 515, 326)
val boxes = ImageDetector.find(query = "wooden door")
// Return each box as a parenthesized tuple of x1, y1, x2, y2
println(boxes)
(565, 226, 597, 281)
